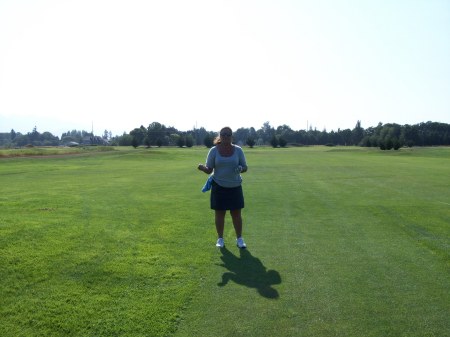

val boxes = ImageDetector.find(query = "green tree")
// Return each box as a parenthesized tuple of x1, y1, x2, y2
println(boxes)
(116, 133, 133, 146)
(185, 134, 194, 148)
(130, 126, 146, 146)
(144, 137, 151, 148)
(177, 135, 185, 148)
(276, 124, 295, 144)
(234, 127, 249, 145)
(103, 129, 110, 140)
(203, 134, 214, 148)
(246, 137, 256, 148)
(385, 137, 393, 150)
(131, 137, 139, 148)
(340, 129, 353, 146)
(41, 132, 59, 146)
(170, 134, 180, 146)
(147, 122, 166, 146)
(352, 120, 364, 145)
(258, 121, 275, 144)
(193, 127, 208, 146)
(270, 135, 279, 148)
(278, 136, 287, 148)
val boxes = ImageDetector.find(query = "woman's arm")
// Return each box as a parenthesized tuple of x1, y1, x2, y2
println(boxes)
(198, 164, 213, 174)
(237, 147, 248, 173)
(198, 147, 215, 174)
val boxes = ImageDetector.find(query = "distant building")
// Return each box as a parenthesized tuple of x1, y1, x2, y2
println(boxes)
(82, 136, 109, 146)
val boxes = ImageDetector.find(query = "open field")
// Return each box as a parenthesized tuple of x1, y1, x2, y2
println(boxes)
(0, 146, 115, 158)
(1, 146, 449, 336)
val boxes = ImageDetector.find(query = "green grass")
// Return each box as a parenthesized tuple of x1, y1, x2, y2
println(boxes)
(1, 146, 449, 336)
(0, 146, 115, 158)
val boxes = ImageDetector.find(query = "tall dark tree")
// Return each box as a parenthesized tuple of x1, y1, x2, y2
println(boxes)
(203, 134, 214, 148)
(177, 135, 185, 148)
(270, 135, 279, 148)
(147, 122, 166, 146)
(258, 121, 275, 144)
(130, 126, 146, 146)
(131, 137, 139, 148)
(246, 137, 256, 148)
(352, 120, 364, 145)
(185, 134, 194, 148)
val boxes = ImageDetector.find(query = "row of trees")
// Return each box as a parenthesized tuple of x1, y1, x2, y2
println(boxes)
(0, 127, 111, 147)
(60, 129, 111, 145)
(118, 120, 450, 149)
(0, 127, 60, 147)
(1, 121, 449, 149)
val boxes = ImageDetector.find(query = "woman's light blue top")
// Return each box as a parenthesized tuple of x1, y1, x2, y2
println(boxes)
(205, 145, 247, 188)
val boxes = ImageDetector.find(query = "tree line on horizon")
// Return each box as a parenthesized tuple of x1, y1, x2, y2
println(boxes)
(0, 121, 449, 150)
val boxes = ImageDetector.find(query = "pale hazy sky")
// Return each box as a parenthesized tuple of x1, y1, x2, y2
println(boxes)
(1, 0, 449, 137)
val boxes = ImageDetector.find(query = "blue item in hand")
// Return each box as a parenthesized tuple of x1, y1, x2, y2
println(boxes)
(202, 176, 214, 192)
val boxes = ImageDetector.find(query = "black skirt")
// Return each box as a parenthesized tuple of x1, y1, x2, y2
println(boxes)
(210, 180, 245, 211)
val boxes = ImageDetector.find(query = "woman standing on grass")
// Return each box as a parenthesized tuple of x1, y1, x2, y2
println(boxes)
(197, 126, 248, 249)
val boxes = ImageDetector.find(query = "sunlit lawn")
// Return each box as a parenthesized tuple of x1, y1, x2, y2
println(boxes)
(0, 146, 449, 336)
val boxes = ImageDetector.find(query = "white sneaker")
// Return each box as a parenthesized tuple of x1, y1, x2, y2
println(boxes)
(216, 238, 224, 248)
(236, 237, 247, 249)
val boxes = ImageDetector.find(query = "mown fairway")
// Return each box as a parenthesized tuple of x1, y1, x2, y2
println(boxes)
(1, 146, 449, 337)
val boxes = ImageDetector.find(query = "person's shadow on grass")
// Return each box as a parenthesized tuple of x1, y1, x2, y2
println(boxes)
(217, 247, 281, 299)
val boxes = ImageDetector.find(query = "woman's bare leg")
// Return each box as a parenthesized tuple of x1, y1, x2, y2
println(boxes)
(215, 210, 226, 238)
(230, 209, 243, 238)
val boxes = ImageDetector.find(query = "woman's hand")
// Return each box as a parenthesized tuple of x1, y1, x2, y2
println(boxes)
(198, 164, 212, 174)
